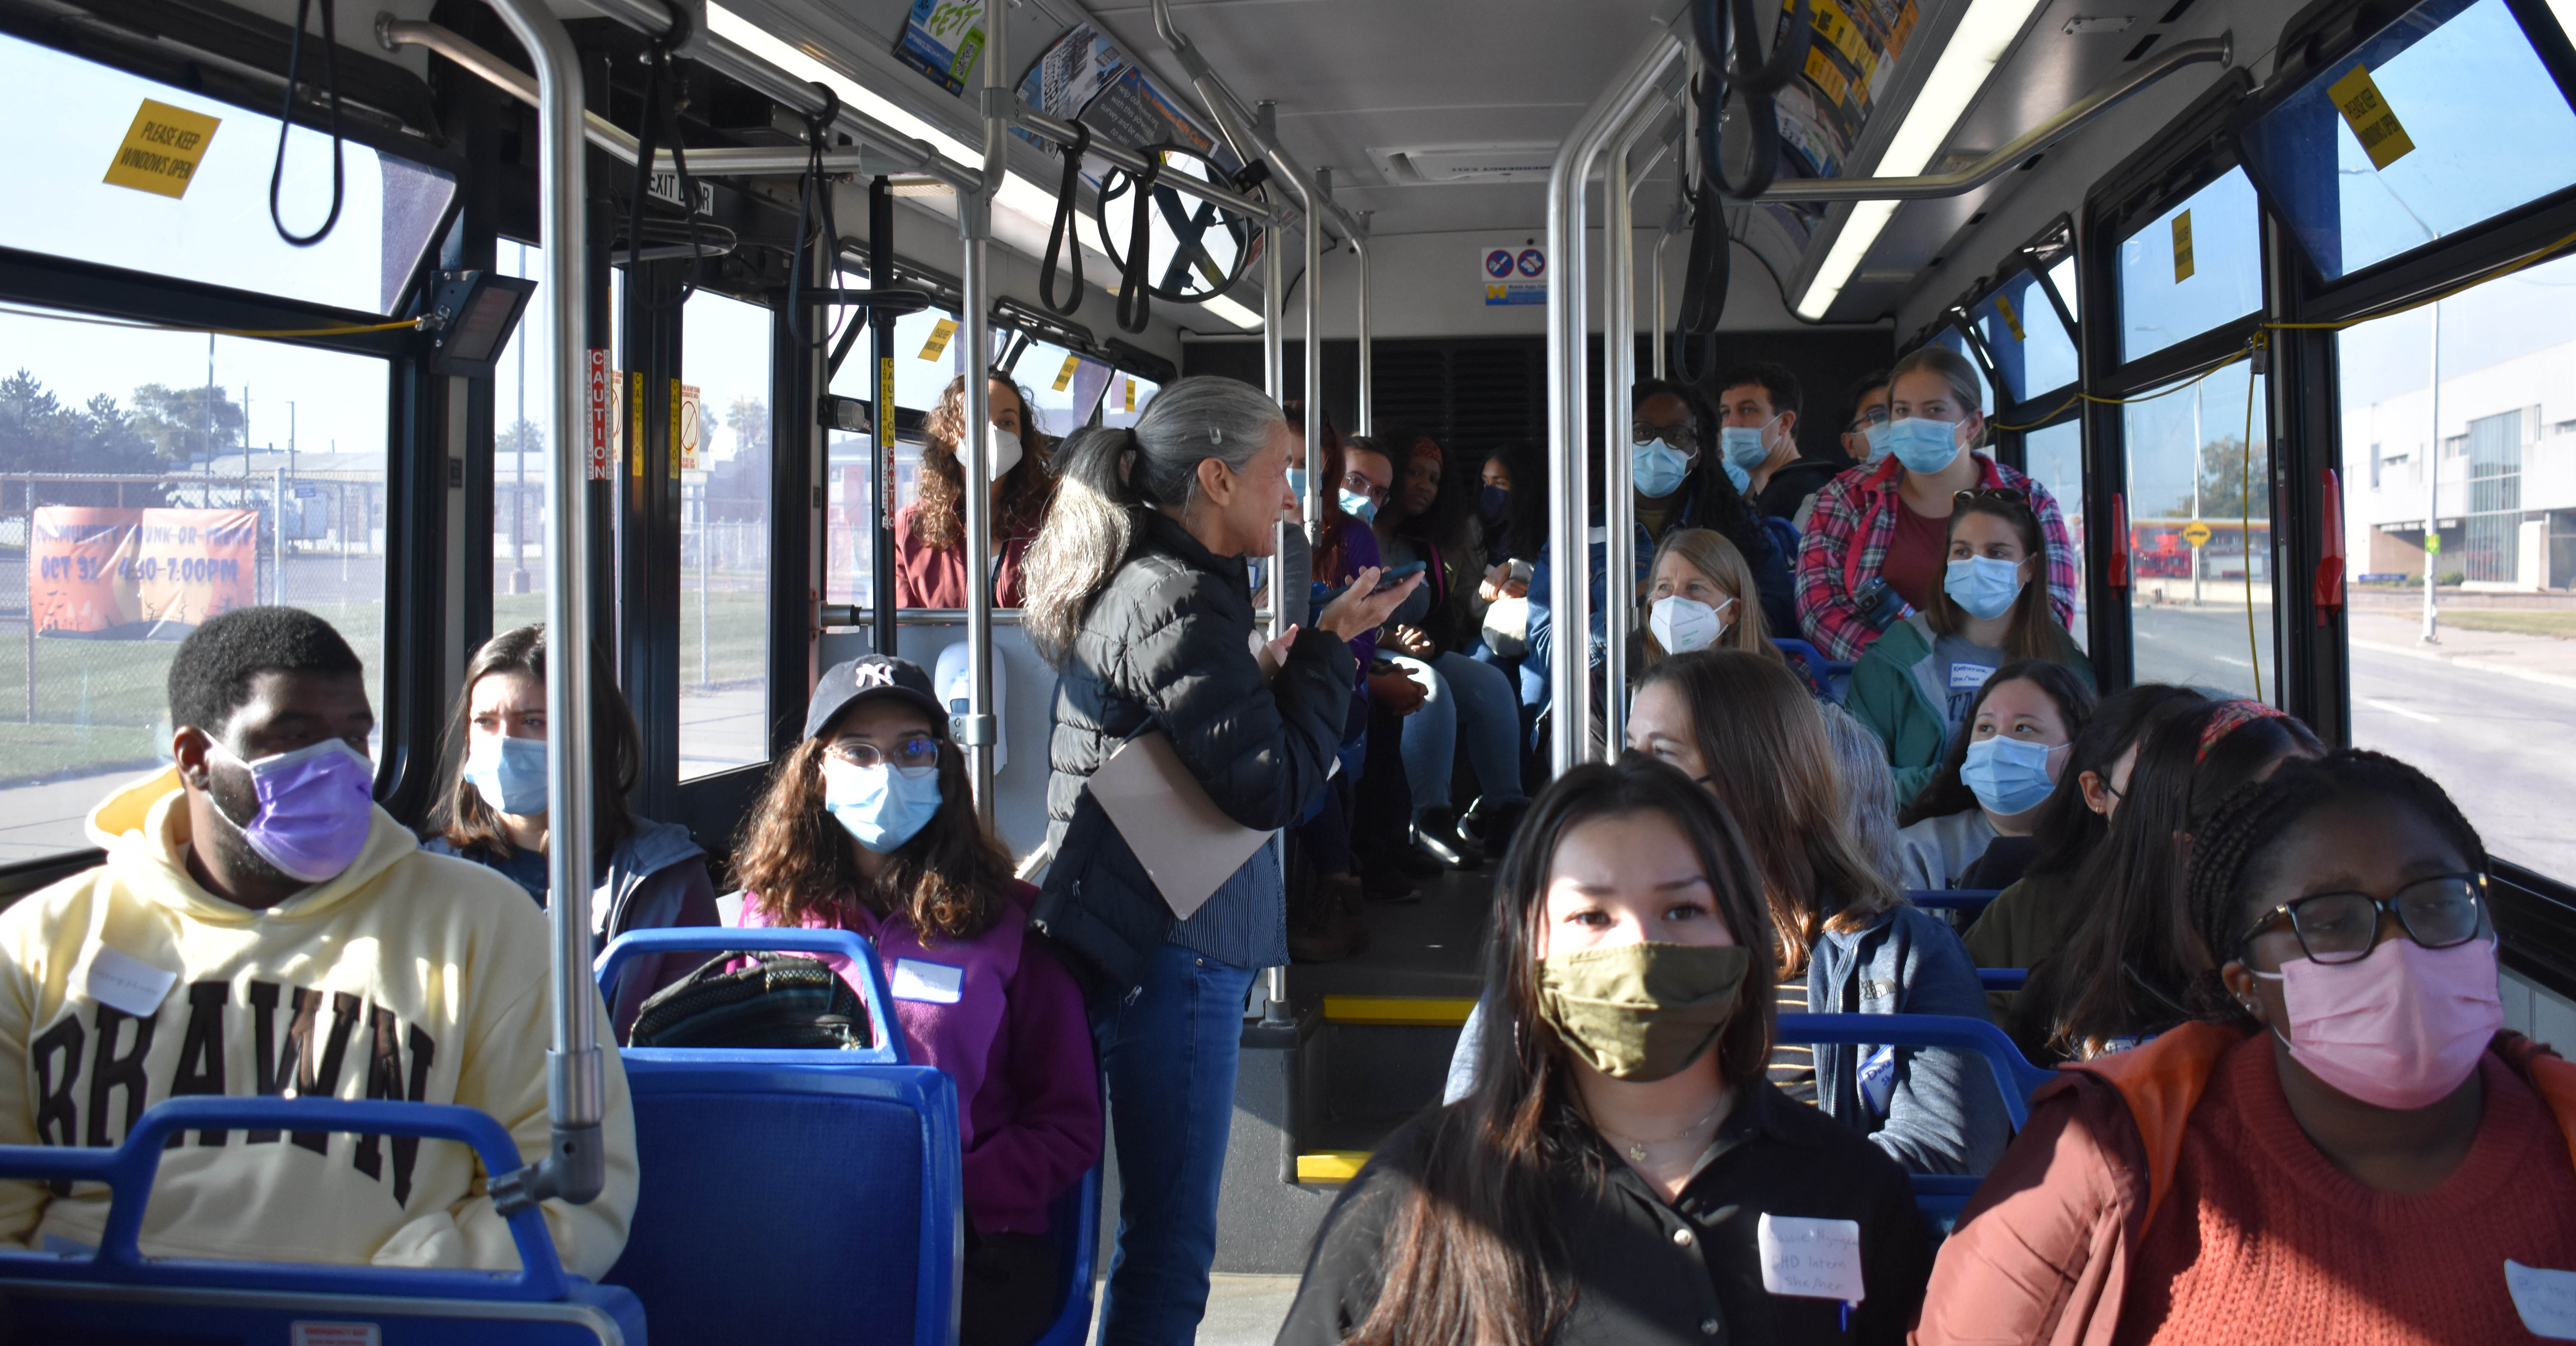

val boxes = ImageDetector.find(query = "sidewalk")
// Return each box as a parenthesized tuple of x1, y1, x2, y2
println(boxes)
(2348, 609, 2576, 691)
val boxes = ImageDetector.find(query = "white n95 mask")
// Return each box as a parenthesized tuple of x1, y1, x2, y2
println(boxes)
(1650, 594, 1732, 654)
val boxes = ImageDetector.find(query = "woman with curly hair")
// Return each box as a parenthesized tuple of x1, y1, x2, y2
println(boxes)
(893, 374, 1058, 608)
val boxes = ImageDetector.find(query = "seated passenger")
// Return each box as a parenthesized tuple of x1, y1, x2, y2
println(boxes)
(894, 374, 1056, 608)
(1630, 651, 2008, 1175)
(1284, 757, 1931, 1346)
(1638, 528, 1782, 669)
(1893, 659, 2095, 891)
(1713, 361, 1841, 525)
(1835, 369, 1892, 466)
(735, 655, 1101, 1346)
(0, 607, 636, 1272)
(1916, 751, 2576, 1345)
(1795, 346, 2075, 661)
(1291, 415, 1384, 959)
(1846, 486, 2093, 806)
(421, 623, 719, 1041)
(1961, 683, 2205, 1016)
(1818, 701, 1904, 889)
(2012, 699, 2323, 1062)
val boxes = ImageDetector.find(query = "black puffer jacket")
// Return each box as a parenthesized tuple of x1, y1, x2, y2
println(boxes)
(1034, 509, 1356, 995)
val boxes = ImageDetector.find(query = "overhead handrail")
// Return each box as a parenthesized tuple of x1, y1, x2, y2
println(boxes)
(1756, 36, 2233, 201)
(1012, 105, 1276, 224)
(1039, 122, 1092, 315)
(1694, 0, 1809, 200)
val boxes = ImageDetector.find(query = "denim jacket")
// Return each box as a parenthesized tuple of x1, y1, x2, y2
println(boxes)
(1807, 903, 2011, 1176)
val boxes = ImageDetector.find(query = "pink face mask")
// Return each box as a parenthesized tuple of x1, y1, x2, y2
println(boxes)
(2257, 937, 2503, 1110)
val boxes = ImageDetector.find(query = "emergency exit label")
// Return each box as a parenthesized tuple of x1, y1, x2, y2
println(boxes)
(2328, 64, 2415, 171)
(104, 99, 220, 199)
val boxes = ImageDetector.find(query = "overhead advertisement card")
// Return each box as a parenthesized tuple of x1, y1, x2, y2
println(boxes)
(893, 0, 985, 96)
(1480, 244, 1546, 305)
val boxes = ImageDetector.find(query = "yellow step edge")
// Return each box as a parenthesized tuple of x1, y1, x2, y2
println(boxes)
(1296, 1151, 1372, 1185)
(1321, 995, 1477, 1026)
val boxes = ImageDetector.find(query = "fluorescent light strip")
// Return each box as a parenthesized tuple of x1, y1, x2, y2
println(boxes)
(1795, 0, 2047, 319)
(1198, 293, 1263, 330)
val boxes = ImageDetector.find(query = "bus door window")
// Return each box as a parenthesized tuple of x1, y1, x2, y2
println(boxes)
(677, 288, 775, 780)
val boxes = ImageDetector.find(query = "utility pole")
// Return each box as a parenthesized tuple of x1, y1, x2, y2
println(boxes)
(2422, 300, 2442, 644)
(2190, 381, 2204, 606)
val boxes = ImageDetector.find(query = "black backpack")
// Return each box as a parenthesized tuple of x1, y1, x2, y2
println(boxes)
(627, 951, 872, 1050)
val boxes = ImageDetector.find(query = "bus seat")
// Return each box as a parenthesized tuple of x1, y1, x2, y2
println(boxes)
(0, 1095, 643, 1344)
(1761, 515, 1801, 560)
(1770, 637, 1854, 702)
(598, 929, 960, 1346)
(1976, 968, 2029, 991)
(1029, 1163, 1103, 1346)
(1906, 888, 2004, 917)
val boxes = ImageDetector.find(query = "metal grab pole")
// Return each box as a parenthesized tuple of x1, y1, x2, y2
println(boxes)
(478, 0, 602, 1209)
(1303, 190, 1324, 567)
(959, 0, 1005, 822)
(1353, 233, 1373, 436)
(1601, 105, 1659, 755)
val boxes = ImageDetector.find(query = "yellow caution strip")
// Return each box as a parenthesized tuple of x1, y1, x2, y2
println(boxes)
(1321, 996, 1477, 1026)
(1296, 1151, 1372, 1185)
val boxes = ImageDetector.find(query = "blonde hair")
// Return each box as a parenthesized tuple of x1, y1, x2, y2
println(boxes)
(1639, 529, 1781, 666)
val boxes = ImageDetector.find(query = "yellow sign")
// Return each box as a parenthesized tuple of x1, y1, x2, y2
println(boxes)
(2425, 532, 2442, 554)
(1803, 46, 1850, 106)
(919, 317, 959, 361)
(1994, 292, 2026, 342)
(2328, 64, 2415, 171)
(104, 100, 221, 199)
(2171, 209, 2196, 284)
(1124, 378, 1137, 413)
(1053, 353, 1081, 393)
(677, 383, 702, 472)
(2182, 520, 2214, 547)
(878, 358, 895, 446)
(629, 372, 646, 478)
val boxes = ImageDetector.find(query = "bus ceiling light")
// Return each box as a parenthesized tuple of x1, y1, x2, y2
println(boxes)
(1199, 292, 1263, 330)
(1795, 0, 2047, 319)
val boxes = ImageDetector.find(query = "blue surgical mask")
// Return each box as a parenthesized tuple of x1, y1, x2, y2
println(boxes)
(465, 734, 550, 817)
(1479, 484, 1509, 523)
(1633, 438, 1692, 498)
(822, 757, 943, 853)
(1959, 736, 2062, 816)
(1943, 555, 2025, 621)
(1883, 417, 1965, 475)
(1287, 468, 1308, 503)
(1721, 414, 1783, 471)
(1721, 456, 1751, 494)
(1338, 488, 1377, 523)
(1861, 422, 1894, 463)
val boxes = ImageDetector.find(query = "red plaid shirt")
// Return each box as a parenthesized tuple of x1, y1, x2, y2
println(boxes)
(1794, 454, 2076, 661)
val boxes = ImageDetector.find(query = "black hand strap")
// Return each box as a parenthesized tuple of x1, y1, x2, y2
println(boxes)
(1040, 122, 1092, 316)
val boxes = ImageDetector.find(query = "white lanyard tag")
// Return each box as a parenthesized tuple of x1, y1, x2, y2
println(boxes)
(84, 946, 176, 1019)
(2507, 1261, 2576, 1339)
(1757, 1212, 1865, 1303)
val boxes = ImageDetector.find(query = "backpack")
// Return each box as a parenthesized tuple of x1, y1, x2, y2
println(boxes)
(627, 951, 871, 1050)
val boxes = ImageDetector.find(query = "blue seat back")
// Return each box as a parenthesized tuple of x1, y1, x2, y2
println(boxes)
(1976, 968, 2029, 991)
(598, 927, 959, 1346)
(1030, 1164, 1103, 1346)
(1906, 888, 2003, 918)
(0, 1096, 641, 1343)
(1770, 636, 1855, 702)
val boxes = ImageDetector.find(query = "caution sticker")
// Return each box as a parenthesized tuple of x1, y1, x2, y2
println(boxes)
(677, 382, 701, 473)
(103, 99, 220, 199)
(919, 317, 959, 361)
(1053, 353, 1081, 393)
(1124, 378, 1137, 413)
(2172, 209, 2196, 285)
(1994, 292, 2026, 342)
(2328, 64, 2415, 171)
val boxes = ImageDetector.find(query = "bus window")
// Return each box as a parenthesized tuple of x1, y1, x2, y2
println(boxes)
(678, 288, 773, 780)
(2022, 419, 2087, 650)
(1930, 326, 1994, 412)
(1973, 270, 2077, 407)
(1007, 337, 1111, 439)
(0, 302, 389, 861)
(1101, 373, 1160, 430)
(2119, 169, 2263, 363)
(2337, 250, 2576, 879)
(2125, 361, 2274, 699)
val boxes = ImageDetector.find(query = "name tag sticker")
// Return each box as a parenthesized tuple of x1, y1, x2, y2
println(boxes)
(290, 1324, 381, 1346)
(1759, 1213, 1865, 1303)
(2507, 1261, 2576, 1339)
(1949, 661, 1996, 689)
(84, 946, 175, 1019)
(890, 958, 964, 1004)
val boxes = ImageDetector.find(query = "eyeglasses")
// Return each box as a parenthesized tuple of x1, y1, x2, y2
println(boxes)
(825, 737, 942, 770)
(1846, 407, 1889, 431)
(1339, 470, 1386, 502)
(1954, 486, 2029, 507)
(1633, 419, 1697, 447)
(2240, 873, 2489, 965)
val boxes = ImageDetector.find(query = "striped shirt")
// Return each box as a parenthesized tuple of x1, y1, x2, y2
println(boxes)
(1769, 966, 1817, 1105)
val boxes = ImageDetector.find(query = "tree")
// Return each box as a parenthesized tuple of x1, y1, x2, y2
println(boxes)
(0, 371, 164, 506)
(728, 394, 770, 460)
(498, 417, 545, 462)
(129, 383, 246, 463)
(2172, 435, 2271, 522)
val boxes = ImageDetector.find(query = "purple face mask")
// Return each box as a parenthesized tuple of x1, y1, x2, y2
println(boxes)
(213, 738, 377, 884)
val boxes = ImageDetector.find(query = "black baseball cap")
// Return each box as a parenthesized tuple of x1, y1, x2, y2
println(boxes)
(804, 656, 946, 740)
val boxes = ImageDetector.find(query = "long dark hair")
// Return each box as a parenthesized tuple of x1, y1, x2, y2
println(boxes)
(1347, 758, 1776, 1346)
(914, 375, 1057, 550)
(1485, 439, 1549, 564)
(1630, 378, 1770, 570)
(1924, 490, 2075, 665)
(422, 623, 638, 869)
(2016, 700, 2324, 1059)
(2020, 684, 2207, 883)
(2181, 750, 2485, 1025)
(1899, 659, 2097, 827)
(732, 706, 1015, 941)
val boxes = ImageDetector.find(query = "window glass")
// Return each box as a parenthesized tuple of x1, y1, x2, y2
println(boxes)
(2239, 0, 2576, 283)
(1929, 327, 1995, 414)
(2119, 168, 2264, 362)
(2337, 250, 2576, 877)
(490, 253, 626, 627)
(2125, 361, 2275, 699)
(679, 289, 772, 780)
(1972, 270, 2079, 405)
(1100, 372, 1162, 430)
(2022, 419, 2087, 650)
(0, 302, 388, 859)
(2049, 255, 2080, 323)
(0, 33, 453, 316)
(1005, 336, 1109, 439)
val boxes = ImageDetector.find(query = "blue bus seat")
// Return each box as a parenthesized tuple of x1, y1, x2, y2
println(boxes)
(598, 928, 959, 1346)
(1976, 968, 2029, 991)
(1770, 636, 1855, 702)
(0, 1095, 643, 1344)
(1029, 1163, 1103, 1346)
(1906, 888, 2003, 917)
(1761, 515, 1801, 560)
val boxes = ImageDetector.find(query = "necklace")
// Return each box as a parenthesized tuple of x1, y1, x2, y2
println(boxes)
(1597, 1099, 1728, 1163)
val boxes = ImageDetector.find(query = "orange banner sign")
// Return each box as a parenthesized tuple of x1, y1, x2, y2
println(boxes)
(30, 507, 258, 638)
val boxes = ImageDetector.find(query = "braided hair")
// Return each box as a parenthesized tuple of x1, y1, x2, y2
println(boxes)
(2179, 749, 2488, 1025)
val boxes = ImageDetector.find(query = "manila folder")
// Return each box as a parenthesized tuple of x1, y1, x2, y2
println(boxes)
(1088, 731, 1272, 921)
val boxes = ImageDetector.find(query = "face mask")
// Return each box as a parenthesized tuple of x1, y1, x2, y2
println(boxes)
(211, 738, 376, 884)
(1538, 942, 1749, 1081)
(2257, 938, 2501, 1109)
(1719, 424, 1771, 470)
(1337, 488, 1377, 524)
(1479, 484, 1509, 523)
(1883, 417, 1964, 475)
(1959, 735, 2061, 816)
(1287, 468, 1308, 504)
(1649, 594, 1732, 654)
(465, 734, 549, 817)
(1944, 555, 2025, 621)
(1632, 438, 1692, 499)
(1720, 457, 1751, 494)
(822, 756, 943, 854)
(1861, 421, 1894, 463)
(985, 427, 1023, 481)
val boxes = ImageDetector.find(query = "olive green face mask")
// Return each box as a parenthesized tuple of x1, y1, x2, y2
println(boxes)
(1536, 942, 1751, 1081)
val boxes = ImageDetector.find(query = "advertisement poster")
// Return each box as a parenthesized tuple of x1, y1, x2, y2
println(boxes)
(893, 0, 985, 96)
(1778, 0, 1921, 177)
(1014, 24, 1246, 190)
(30, 507, 258, 639)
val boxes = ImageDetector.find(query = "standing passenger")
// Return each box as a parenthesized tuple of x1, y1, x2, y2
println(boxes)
(894, 375, 1057, 608)
(1021, 377, 1418, 1345)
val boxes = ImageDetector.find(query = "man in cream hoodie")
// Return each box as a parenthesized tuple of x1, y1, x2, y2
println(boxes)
(0, 607, 637, 1277)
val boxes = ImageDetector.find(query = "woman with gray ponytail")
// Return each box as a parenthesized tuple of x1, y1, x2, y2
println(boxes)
(1025, 375, 1418, 1344)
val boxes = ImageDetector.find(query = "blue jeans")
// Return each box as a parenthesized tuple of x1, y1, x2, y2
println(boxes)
(1391, 651, 1528, 819)
(1091, 938, 1256, 1346)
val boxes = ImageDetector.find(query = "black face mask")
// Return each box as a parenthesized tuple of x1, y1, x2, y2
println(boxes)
(1479, 484, 1510, 523)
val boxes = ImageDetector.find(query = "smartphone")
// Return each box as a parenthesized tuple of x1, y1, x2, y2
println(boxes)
(1370, 561, 1427, 592)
